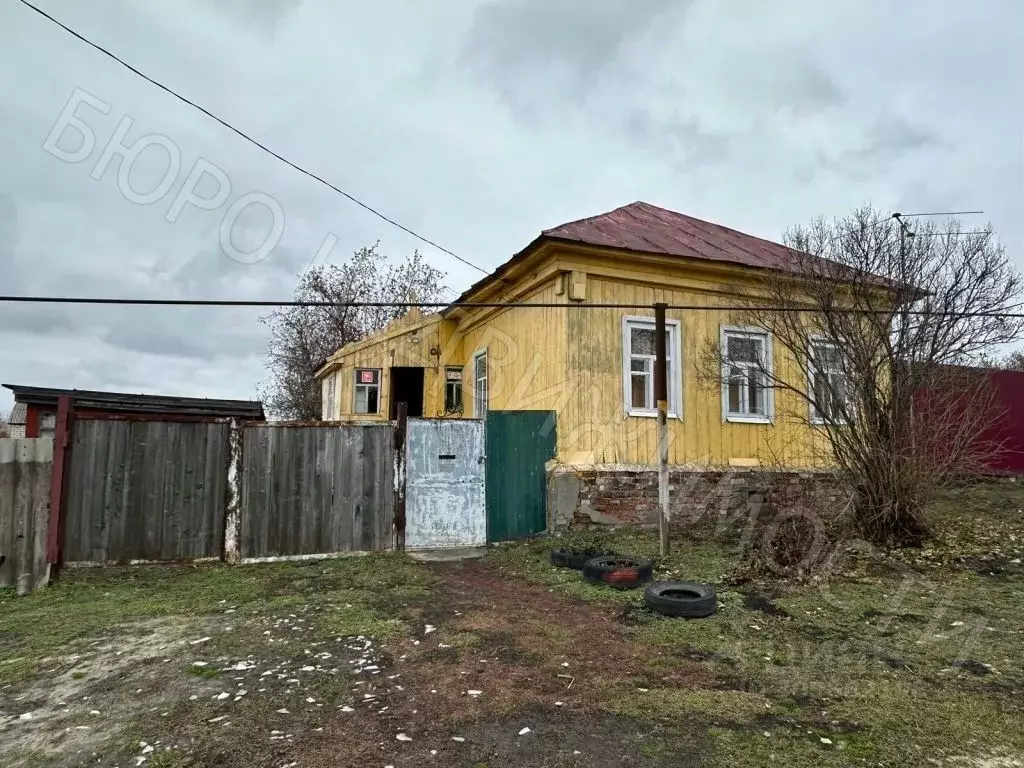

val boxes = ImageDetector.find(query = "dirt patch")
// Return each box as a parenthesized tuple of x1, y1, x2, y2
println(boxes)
(669, 647, 737, 666)
(288, 559, 714, 768)
(0, 617, 210, 767)
(742, 593, 790, 618)
(952, 659, 995, 676)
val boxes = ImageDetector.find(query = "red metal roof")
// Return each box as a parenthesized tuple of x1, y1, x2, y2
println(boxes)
(542, 201, 804, 271)
(445, 201, 896, 310)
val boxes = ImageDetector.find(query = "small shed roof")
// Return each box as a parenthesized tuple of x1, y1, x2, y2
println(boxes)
(2, 384, 265, 420)
(8, 402, 26, 425)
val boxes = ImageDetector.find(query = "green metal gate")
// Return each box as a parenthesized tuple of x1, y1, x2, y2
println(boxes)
(485, 410, 557, 542)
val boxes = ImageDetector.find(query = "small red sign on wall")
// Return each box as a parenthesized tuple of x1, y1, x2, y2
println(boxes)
(359, 370, 376, 384)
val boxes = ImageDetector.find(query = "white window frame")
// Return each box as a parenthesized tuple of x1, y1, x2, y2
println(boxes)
(472, 349, 488, 418)
(808, 338, 851, 425)
(721, 325, 774, 424)
(444, 366, 464, 414)
(621, 315, 683, 419)
(353, 368, 381, 415)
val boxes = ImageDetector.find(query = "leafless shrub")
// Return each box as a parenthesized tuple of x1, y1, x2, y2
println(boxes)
(0, 408, 10, 439)
(703, 206, 1023, 547)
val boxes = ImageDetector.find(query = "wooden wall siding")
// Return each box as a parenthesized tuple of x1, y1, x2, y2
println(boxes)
(332, 316, 459, 421)
(0, 439, 52, 594)
(562, 276, 829, 467)
(458, 279, 568, 418)
(63, 420, 230, 563)
(239, 425, 393, 558)
(318, 242, 836, 469)
(329, 279, 566, 423)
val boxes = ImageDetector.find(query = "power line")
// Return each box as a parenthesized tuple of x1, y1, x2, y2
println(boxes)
(911, 232, 990, 237)
(16, 0, 491, 277)
(897, 211, 985, 218)
(2, 295, 1024, 318)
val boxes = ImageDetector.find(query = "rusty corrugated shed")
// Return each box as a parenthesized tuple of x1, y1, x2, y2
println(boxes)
(9, 403, 26, 426)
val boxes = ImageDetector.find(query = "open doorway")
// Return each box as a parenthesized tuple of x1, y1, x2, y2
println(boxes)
(389, 367, 425, 419)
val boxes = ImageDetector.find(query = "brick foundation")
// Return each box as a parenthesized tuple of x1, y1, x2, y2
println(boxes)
(547, 464, 848, 539)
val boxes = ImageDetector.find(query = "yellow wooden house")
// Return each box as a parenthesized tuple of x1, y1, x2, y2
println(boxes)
(315, 201, 834, 469)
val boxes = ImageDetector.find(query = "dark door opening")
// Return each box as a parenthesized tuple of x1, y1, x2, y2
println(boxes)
(389, 367, 425, 419)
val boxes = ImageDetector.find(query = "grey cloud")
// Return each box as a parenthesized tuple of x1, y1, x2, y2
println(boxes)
(625, 110, 734, 168)
(768, 62, 846, 117)
(822, 114, 944, 180)
(855, 115, 942, 160)
(0, 194, 17, 264)
(205, 0, 305, 37)
(2, 0, 1023, 411)
(462, 0, 683, 117)
(103, 307, 266, 362)
(0, 304, 88, 336)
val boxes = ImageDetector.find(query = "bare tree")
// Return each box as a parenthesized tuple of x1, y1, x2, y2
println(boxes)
(994, 349, 1024, 371)
(260, 244, 447, 419)
(704, 206, 1023, 546)
(0, 408, 10, 439)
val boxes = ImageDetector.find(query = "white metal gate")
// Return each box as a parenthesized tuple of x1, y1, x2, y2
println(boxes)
(405, 419, 486, 549)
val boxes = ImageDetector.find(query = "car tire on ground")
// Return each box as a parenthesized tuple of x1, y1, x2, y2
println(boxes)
(643, 582, 717, 618)
(550, 549, 614, 570)
(581, 555, 654, 589)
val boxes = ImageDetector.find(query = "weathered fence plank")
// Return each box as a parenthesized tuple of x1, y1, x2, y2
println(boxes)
(63, 420, 230, 562)
(240, 425, 394, 560)
(0, 439, 53, 594)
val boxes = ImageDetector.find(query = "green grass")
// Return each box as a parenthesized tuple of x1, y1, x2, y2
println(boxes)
(485, 529, 736, 605)
(0, 553, 433, 685)
(186, 665, 219, 680)
(483, 481, 1024, 767)
(147, 749, 194, 768)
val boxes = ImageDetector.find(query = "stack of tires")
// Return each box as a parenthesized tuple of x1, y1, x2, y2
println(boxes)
(550, 548, 717, 618)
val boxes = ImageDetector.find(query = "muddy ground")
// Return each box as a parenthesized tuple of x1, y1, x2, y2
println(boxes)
(3, 483, 1024, 768)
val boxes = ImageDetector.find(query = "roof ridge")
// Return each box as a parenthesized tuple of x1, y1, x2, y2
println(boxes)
(541, 201, 642, 235)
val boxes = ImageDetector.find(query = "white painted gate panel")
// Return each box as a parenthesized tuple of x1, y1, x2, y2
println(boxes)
(405, 419, 485, 549)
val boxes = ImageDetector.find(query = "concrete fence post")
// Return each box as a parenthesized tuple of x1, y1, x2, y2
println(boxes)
(0, 438, 54, 595)
(223, 419, 243, 564)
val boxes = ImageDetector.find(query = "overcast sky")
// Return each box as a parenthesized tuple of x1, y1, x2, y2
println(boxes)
(1, 0, 1022, 413)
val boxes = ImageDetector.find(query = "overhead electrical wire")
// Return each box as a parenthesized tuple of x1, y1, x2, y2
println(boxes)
(15, 0, 492, 277)
(14, 3, 1008, 320)
(1, 295, 1023, 319)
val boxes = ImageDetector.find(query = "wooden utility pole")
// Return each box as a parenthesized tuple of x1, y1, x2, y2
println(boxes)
(654, 303, 670, 556)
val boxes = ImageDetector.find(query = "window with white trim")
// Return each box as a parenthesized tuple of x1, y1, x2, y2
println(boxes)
(353, 368, 380, 415)
(473, 351, 488, 417)
(326, 374, 336, 419)
(722, 328, 772, 421)
(622, 317, 681, 417)
(809, 341, 851, 423)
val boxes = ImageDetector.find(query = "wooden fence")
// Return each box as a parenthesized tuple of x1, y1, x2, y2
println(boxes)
(238, 424, 394, 561)
(7, 413, 465, 585)
(63, 419, 231, 563)
(0, 439, 53, 594)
